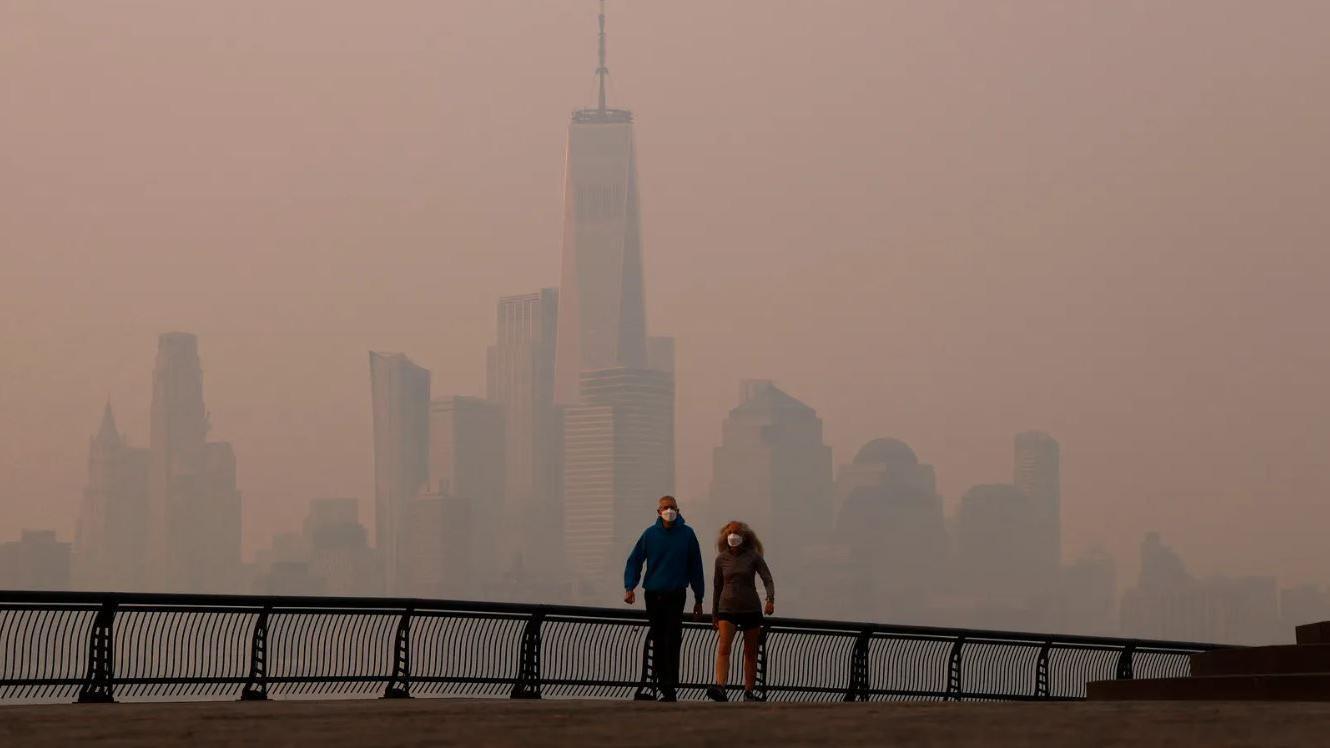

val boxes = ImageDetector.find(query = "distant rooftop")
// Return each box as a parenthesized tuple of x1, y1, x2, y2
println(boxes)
(853, 437, 919, 467)
(572, 107, 633, 124)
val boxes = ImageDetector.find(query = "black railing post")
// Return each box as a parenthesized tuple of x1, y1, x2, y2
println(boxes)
(753, 624, 771, 701)
(843, 629, 871, 702)
(1034, 640, 1051, 699)
(240, 605, 271, 701)
(1116, 644, 1136, 680)
(946, 635, 965, 701)
(632, 630, 658, 701)
(510, 611, 545, 699)
(383, 605, 413, 699)
(77, 598, 117, 704)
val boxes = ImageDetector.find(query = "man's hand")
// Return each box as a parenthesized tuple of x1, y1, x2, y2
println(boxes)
(764, 600, 775, 616)
(624, 589, 635, 605)
(692, 602, 704, 621)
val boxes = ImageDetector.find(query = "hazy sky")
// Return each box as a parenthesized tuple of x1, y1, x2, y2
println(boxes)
(3, 1, 1328, 586)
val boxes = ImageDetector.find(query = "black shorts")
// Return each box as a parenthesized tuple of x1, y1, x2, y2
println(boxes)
(715, 611, 764, 631)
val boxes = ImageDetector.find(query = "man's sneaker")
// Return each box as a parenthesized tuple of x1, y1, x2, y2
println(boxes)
(742, 690, 766, 702)
(705, 685, 729, 702)
(658, 689, 678, 702)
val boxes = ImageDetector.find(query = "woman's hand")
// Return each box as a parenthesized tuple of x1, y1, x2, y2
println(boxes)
(764, 600, 775, 616)
(711, 617, 719, 631)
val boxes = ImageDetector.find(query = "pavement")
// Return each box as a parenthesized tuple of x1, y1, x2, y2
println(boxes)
(4, 698, 1330, 747)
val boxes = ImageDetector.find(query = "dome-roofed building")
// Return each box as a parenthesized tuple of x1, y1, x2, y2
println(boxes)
(830, 437, 948, 623)
(852, 438, 919, 469)
(837, 437, 936, 509)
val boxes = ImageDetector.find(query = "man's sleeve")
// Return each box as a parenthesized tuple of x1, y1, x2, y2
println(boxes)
(624, 531, 647, 591)
(688, 530, 706, 603)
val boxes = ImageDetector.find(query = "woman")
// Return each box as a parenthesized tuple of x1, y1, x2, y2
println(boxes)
(705, 521, 775, 703)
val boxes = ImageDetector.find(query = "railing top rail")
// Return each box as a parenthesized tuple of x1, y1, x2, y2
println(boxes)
(0, 589, 1225, 651)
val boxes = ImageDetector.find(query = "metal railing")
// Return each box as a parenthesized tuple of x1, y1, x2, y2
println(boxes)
(0, 591, 1221, 704)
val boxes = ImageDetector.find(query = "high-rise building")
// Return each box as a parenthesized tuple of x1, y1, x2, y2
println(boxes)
(0, 530, 71, 590)
(551, 6, 675, 599)
(1059, 548, 1118, 636)
(146, 332, 241, 592)
(562, 367, 674, 590)
(1014, 430, 1061, 586)
(250, 499, 383, 596)
(833, 438, 947, 622)
(251, 531, 312, 594)
(369, 351, 431, 593)
(708, 381, 833, 565)
(73, 404, 150, 590)
(486, 289, 559, 565)
(398, 492, 472, 599)
(1120, 532, 1281, 644)
(647, 336, 675, 374)
(552, 4, 649, 405)
(953, 483, 1043, 606)
(302, 498, 382, 596)
(427, 396, 505, 585)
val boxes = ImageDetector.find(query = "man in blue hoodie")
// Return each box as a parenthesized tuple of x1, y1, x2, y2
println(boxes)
(624, 495, 705, 702)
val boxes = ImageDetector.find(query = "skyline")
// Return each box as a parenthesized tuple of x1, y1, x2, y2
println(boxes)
(4, 0, 1330, 590)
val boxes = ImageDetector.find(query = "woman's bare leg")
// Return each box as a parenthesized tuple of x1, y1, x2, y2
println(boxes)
(742, 626, 762, 692)
(715, 621, 737, 686)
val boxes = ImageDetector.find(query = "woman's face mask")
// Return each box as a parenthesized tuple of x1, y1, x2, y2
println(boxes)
(727, 533, 743, 547)
(660, 508, 678, 523)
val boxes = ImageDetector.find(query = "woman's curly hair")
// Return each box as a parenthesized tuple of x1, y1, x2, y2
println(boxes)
(716, 520, 764, 556)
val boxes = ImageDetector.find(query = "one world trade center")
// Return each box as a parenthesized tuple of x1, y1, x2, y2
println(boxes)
(554, 3, 675, 590)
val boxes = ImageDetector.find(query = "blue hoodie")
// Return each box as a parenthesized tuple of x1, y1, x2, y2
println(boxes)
(624, 515, 705, 602)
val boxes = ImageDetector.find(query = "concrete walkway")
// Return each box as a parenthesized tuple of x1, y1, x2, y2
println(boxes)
(3, 698, 1328, 747)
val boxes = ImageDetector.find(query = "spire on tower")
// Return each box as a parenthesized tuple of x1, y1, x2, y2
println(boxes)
(572, 0, 630, 124)
(596, 0, 608, 113)
(95, 401, 122, 446)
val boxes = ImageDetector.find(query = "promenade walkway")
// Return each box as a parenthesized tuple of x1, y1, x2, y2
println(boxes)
(3, 698, 1328, 747)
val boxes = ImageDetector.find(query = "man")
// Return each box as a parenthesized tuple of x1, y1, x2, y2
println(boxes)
(624, 495, 705, 702)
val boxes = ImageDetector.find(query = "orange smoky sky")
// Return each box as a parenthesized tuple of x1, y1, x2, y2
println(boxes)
(2, 1, 1329, 585)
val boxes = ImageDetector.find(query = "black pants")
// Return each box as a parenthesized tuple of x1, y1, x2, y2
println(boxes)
(645, 589, 687, 695)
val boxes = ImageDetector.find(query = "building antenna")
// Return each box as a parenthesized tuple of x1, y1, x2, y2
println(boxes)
(596, 0, 608, 113)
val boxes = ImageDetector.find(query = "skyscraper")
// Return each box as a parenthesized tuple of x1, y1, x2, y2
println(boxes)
(369, 351, 430, 593)
(0, 530, 71, 590)
(146, 332, 241, 592)
(427, 396, 505, 584)
(554, 5, 676, 595)
(1013, 431, 1061, 587)
(302, 498, 383, 597)
(708, 381, 833, 563)
(486, 289, 559, 563)
(1120, 532, 1281, 644)
(562, 368, 674, 588)
(953, 483, 1043, 607)
(398, 491, 471, 599)
(552, 3, 648, 405)
(73, 404, 150, 590)
(833, 438, 947, 622)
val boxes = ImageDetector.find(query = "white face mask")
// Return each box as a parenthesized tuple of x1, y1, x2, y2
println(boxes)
(660, 508, 678, 523)
(727, 533, 743, 547)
